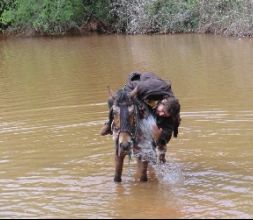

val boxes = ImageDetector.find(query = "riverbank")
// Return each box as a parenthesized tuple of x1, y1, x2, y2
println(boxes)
(1, 0, 253, 38)
(0, 18, 113, 38)
(1, 27, 252, 40)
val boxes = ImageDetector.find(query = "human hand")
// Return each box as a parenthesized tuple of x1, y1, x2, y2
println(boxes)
(159, 153, 166, 163)
(157, 145, 167, 163)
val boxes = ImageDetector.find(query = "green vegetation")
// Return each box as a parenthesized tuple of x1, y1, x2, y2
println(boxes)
(1, 0, 253, 37)
(0, 0, 112, 35)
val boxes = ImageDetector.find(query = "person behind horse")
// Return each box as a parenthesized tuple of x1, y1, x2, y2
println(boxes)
(100, 71, 181, 162)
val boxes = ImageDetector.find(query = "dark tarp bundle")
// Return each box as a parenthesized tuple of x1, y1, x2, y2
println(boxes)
(124, 72, 174, 101)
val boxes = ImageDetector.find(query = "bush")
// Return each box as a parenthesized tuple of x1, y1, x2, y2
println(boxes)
(110, 0, 199, 34)
(147, 0, 199, 33)
(198, 0, 253, 37)
(0, 0, 14, 31)
(0, 0, 85, 35)
(1, 0, 253, 37)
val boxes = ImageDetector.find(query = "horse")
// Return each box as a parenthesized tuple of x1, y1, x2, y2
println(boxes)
(108, 87, 159, 182)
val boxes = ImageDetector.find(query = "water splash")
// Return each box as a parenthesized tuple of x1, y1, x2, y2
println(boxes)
(151, 162, 184, 185)
(134, 114, 157, 163)
(133, 114, 184, 184)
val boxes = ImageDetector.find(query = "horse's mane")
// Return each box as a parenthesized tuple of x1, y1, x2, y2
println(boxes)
(114, 89, 131, 106)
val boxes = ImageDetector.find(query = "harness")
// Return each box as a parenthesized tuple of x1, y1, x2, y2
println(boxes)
(113, 100, 139, 159)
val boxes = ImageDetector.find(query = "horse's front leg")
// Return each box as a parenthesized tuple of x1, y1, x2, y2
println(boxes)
(114, 154, 125, 182)
(137, 158, 148, 182)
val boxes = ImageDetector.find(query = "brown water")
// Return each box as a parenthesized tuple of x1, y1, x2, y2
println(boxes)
(0, 34, 252, 219)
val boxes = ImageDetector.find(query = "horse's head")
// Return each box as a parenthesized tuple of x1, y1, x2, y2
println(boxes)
(109, 87, 138, 157)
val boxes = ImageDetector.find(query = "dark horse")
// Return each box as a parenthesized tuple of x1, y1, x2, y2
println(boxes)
(109, 87, 158, 182)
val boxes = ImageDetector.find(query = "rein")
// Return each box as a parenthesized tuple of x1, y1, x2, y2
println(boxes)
(115, 100, 140, 144)
(118, 97, 150, 146)
(113, 93, 151, 158)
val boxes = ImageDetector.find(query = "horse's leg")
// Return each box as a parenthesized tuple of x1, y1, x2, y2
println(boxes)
(137, 158, 148, 182)
(114, 155, 125, 182)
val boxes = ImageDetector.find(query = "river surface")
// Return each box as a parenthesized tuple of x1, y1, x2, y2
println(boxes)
(0, 34, 252, 219)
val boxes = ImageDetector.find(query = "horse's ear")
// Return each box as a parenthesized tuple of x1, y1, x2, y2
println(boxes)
(107, 86, 115, 99)
(129, 86, 138, 98)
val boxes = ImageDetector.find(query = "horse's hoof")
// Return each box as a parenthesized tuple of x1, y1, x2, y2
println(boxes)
(140, 176, 148, 182)
(114, 176, 122, 182)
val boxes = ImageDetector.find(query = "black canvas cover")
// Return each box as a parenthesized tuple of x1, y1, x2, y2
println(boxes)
(124, 72, 174, 100)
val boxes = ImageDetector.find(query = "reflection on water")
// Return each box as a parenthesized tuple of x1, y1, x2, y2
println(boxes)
(0, 34, 253, 218)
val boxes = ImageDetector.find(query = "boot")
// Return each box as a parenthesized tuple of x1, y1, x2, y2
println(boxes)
(100, 122, 112, 136)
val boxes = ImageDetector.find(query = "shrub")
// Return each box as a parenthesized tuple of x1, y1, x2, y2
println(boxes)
(0, 0, 85, 35)
(110, 0, 199, 34)
(198, 0, 253, 37)
(1, 0, 253, 37)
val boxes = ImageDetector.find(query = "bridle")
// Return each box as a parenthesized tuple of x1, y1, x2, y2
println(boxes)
(109, 87, 150, 157)
(112, 98, 142, 158)
(113, 102, 136, 142)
